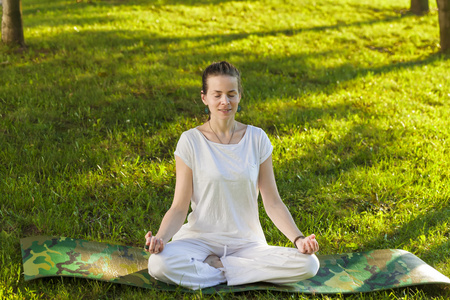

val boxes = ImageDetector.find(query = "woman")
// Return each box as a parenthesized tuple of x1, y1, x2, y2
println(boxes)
(144, 61, 319, 290)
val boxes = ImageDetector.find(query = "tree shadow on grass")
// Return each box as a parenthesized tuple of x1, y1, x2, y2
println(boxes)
(21, 3, 413, 35)
(22, 0, 256, 17)
(157, 0, 255, 5)
(4, 0, 446, 170)
(19, 21, 446, 97)
(3, 22, 446, 188)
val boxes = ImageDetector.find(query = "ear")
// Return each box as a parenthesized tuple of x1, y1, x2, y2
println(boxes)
(201, 90, 208, 105)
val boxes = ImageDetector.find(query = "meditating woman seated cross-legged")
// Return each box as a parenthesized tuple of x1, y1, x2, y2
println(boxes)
(144, 61, 320, 290)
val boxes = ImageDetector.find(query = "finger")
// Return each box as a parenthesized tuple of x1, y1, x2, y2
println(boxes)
(307, 240, 318, 253)
(147, 232, 153, 243)
(305, 236, 317, 253)
(308, 235, 319, 252)
(151, 237, 162, 254)
(298, 241, 307, 254)
(154, 239, 160, 253)
(306, 235, 315, 242)
(311, 240, 318, 253)
(144, 232, 152, 251)
(145, 232, 152, 246)
(304, 239, 315, 254)
(149, 236, 157, 252)
(156, 239, 164, 252)
(304, 242, 312, 254)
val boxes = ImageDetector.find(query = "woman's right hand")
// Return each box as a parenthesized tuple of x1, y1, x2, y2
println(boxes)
(144, 231, 165, 254)
(295, 234, 319, 254)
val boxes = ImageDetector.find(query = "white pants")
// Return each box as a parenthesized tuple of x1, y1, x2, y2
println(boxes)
(148, 239, 320, 290)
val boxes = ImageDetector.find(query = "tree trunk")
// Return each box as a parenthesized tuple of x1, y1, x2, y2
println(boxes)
(437, 0, 450, 53)
(1, 0, 25, 47)
(410, 0, 429, 15)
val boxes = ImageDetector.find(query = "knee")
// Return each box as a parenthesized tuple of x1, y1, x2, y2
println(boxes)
(302, 254, 320, 279)
(148, 253, 169, 280)
(289, 254, 320, 282)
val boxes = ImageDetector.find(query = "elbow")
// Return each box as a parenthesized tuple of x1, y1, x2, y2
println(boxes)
(263, 197, 285, 214)
(168, 202, 190, 219)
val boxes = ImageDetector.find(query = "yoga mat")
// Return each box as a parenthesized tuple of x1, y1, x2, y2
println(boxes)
(20, 236, 450, 294)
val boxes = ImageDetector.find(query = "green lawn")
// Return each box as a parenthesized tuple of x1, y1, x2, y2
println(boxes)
(1, 0, 449, 299)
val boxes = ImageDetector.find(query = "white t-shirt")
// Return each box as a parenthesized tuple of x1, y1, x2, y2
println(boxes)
(172, 125, 273, 246)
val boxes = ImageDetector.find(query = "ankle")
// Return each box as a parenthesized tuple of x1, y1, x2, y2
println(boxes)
(203, 255, 224, 269)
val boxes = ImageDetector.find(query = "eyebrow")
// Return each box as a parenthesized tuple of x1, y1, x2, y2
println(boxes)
(212, 89, 238, 93)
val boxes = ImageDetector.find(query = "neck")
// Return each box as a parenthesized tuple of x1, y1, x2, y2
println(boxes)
(209, 118, 235, 134)
(208, 118, 237, 144)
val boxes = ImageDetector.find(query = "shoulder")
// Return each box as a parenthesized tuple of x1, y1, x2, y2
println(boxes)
(179, 128, 201, 140)
(246, 124, 270, 139)
(176, 128, 202, 149)
(247, 124, 263, 133)
(242, 125, 272, 153)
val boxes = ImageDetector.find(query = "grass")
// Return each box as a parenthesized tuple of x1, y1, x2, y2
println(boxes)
(1, 0, 449, 298)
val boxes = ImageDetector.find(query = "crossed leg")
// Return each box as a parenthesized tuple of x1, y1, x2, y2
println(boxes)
(221, 243, 320, 286)
(148, 239, 319, 290)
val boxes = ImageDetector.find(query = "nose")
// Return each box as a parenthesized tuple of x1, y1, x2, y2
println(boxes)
(221, 95, 231, 104)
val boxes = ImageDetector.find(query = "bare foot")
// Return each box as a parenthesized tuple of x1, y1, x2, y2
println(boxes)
(203, 255, 224, 269)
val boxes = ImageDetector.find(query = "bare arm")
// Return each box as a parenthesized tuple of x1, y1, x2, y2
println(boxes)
(145, 155, 192, 254)
(259, 155, 319, 254)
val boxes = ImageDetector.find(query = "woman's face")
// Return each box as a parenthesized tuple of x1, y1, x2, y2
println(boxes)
(202, 75, 241, 120)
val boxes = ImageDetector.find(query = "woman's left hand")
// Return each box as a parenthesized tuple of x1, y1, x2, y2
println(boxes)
(295, 234, 319, 254)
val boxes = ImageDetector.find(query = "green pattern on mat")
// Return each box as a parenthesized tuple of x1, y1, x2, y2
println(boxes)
(20, 236, 450, 294)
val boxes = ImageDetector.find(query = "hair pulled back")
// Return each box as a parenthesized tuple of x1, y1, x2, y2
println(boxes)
(201, 61, 242, 94)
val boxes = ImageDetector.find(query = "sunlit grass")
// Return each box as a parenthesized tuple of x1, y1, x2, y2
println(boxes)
(1, 0, 449, 298)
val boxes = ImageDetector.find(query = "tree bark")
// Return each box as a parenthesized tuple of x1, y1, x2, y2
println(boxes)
(1, 0, 25, 47)
(437, 0, 450, 52)
(410, 0, 429, 15)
